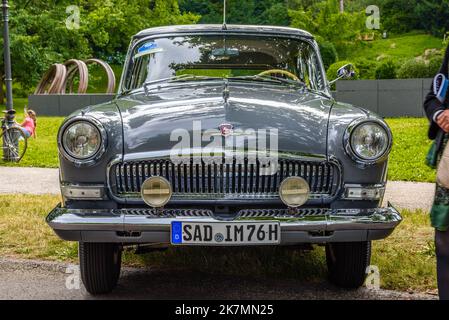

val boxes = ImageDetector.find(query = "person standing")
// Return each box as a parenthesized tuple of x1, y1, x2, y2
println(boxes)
(424, 44, 449, 300)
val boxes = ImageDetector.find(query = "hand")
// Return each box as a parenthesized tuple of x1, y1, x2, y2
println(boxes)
(436, 110, 449, 132)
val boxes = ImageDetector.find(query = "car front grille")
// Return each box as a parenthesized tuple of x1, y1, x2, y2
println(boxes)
(109, 158, 341, 201)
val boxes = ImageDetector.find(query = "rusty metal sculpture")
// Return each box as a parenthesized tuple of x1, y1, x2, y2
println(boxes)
(35, 59, 116, 94)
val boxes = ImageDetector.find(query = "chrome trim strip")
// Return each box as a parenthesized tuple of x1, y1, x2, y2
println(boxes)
(47, 203, 402, 233)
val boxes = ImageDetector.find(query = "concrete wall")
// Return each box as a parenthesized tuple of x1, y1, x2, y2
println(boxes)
(29, 79, 433, 118)
(334, 78, 432, 118)
(28, 94, 115, 117)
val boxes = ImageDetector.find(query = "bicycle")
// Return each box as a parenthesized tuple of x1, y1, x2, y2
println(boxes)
(0, 115, 28, 163)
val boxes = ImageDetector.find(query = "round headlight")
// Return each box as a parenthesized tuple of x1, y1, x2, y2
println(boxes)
(141, 177, 172, 208)
(349, 122, 390, 161)
(279, 177, 310, 208)
(62, 121, 102, 160)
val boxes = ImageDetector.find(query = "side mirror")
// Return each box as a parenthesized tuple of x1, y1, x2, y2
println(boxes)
(329, 64, 355, 85)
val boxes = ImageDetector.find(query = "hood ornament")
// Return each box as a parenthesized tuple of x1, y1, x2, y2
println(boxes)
(219, 123, 233, 137)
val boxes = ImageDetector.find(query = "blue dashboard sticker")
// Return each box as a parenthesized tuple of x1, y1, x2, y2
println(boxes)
(138, 42, 157, 53)
(171, 221, 182, 244)
(134, 41, 164, 59)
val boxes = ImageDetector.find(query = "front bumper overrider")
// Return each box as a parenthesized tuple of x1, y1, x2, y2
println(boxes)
(46, 203, 402, 244)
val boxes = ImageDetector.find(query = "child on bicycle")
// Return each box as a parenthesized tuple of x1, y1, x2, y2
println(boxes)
(19, 109, 37, 139)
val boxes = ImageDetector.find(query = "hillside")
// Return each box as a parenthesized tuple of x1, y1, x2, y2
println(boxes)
(342, 32, 444, 62)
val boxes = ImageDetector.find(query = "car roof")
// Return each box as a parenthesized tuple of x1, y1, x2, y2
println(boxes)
(134, 24, 314, 39)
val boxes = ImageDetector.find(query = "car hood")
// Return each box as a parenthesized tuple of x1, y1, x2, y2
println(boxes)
(116, 82, 333, 159)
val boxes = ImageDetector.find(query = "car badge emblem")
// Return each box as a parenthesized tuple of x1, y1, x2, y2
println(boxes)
(219, 123, 233, 137)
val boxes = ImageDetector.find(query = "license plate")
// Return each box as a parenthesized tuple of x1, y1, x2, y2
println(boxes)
(171, 221, 281, 246)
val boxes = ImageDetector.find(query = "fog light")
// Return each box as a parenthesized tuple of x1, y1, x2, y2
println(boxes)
(279, 177, 310, 207)
(141, 177, 172, 207)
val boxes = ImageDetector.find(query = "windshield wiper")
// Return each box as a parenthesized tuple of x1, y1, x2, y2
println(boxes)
(230, 75, 305, 88)
(143, 74, 223, 93)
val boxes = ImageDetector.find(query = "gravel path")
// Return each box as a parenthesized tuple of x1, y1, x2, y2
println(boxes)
(0, 167, 436, 211)
(0, 258, 437, 300)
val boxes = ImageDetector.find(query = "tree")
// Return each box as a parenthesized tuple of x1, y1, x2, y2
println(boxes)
(0, 0, 200, 99)
(83, 0, 200, 61)
(289, 0, 365, 44)
(179, 0, 290, 26)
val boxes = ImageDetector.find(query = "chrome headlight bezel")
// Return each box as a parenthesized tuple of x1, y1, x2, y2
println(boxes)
(58, 116, 107, 167)
(344, 118, 392, 166)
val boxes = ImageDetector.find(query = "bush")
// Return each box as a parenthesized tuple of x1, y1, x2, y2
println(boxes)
(397, 59, 440, 79)
(428, 56, 443, 76)
(353, 58, 378, 80)
(318, 40, 338, 70)
(375, 60, 398, 79)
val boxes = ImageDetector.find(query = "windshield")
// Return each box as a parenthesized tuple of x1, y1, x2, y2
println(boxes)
(122, 35, 327, 93)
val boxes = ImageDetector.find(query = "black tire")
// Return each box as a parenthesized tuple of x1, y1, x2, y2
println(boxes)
(79, 242, 122, 294)
(325, 241, 371, 289)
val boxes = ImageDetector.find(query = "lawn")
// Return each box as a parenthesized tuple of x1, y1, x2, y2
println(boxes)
(0, 194, 436, 292)
(342, 32, 444, 62)
(386, 118, 435, 183)
(0, 115, 63, 168)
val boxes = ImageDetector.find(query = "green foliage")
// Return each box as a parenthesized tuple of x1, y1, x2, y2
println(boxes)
(84, 0, 199, 60)
(342, 33, 444, 62)
(341, 33, 444, 79)
(397, 59, 434, 79)
(378, 0, 449, 36)
(352, 58, 378, 80)
(0, 0, 199, 94)
(289, 0, 365, 49)
(428, 56, 444, 77)
(318, 40, 338, 69)
(179, 0, 290, 25)
(375, 59, 398, 80)
(0, 0, 92, 90)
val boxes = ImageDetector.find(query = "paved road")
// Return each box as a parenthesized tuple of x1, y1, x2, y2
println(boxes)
(0, 258, 437, 300)
(0, 167, 436, 211)
(0, 167, 59, 195)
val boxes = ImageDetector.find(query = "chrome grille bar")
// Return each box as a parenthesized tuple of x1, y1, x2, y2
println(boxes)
(112, 158, 341, 200)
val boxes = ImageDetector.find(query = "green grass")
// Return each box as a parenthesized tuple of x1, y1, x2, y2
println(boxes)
(343, 32, 444, 62)
(0, 97, 63, 168)
(0, 115, 63, 168)
(0, 194, 436, 292)
(386, 118, 435, 183)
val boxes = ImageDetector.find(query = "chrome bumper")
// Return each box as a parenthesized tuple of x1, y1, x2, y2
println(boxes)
(46, 204, 402, 244)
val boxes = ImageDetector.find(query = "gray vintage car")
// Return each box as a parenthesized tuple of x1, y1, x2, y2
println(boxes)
(47, 25, 401, 294)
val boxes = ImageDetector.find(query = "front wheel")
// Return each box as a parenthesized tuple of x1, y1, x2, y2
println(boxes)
(79, 242, 122, 295)
(0, 127, 27, 163)
(325, 241, 371, 289)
